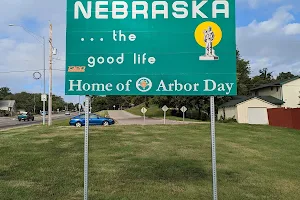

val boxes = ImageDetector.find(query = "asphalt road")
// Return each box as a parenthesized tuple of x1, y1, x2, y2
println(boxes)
(0, 113, 77, 130)
(108, 110, 195, 125)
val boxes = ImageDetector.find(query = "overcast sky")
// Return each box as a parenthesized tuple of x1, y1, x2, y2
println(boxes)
(1, 0, 300, 103)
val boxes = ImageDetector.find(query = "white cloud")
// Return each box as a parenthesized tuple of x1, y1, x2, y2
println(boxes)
(247, 6, 294, 34)
(0, 0, 71, 101)
(283, 23, 300, 35)
(237, 5, 300, 77)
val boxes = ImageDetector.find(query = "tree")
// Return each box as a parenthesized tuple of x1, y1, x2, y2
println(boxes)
(91, 96, 108, 112)
(276, 72, 296, 81)
(67, 103, 75, 111)
(236, 50, 251, 95)
(259, 68, 273, 80)
(0, 87, 12, 100)
(251, 68, 275, 88)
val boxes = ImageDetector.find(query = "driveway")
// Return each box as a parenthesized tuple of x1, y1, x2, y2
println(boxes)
(108, 110, 197, 125)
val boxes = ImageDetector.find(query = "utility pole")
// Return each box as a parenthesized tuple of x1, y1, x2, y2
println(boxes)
(8, 24, 46, 125)
(48, 23, 53, 126)
(34, 94, 36, 114)
(43, 37, 46, 125)
(79, 96, 81, 115)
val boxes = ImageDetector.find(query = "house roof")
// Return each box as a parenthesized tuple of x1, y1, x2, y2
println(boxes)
(250, 76, 300, 91)
(0, 100, 16, 109)
(219, 96, 284, 108)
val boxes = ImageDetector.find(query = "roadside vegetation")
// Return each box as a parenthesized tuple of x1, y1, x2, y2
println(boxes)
(0, 124, 299, 199)
(126, 103, 200, 122)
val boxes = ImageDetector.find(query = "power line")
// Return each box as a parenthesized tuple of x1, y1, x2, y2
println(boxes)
(53, 58, 66, 61)
(0, 68, 65, 74)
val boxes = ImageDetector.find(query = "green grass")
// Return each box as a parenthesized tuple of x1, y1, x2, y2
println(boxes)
(0, 124, 300, 199)
(52, 119, 70, 126)
(97, 110, 109, 117)
(126, 103, 165, 117)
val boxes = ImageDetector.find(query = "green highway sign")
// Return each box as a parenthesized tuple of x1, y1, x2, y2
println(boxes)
(65, 0, 236, 96)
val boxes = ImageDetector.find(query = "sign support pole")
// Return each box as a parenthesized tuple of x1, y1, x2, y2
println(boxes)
(210, 96, 218, 200)
(163, 111, 166, 124)
(84, 95, 90, 200)
(183, 112, 185, 122)
(143, 113, 146, 125)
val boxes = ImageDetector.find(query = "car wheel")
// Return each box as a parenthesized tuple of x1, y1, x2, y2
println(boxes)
(75, 122, 82, 127)
(103, 121, 109, 126)
(18, 119, 21, 121)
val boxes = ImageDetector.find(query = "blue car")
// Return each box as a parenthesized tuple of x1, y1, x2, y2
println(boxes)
(69, 113, 115, 127)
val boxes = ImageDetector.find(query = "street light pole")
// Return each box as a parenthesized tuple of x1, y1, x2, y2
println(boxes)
(48, 23, 53, 126)
(9, 24, 46, 125)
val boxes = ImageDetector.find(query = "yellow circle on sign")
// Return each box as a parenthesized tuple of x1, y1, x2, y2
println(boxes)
(194, 21, 222, 48)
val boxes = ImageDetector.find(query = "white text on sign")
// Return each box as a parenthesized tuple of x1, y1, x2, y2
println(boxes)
(74, 1, 230, 19)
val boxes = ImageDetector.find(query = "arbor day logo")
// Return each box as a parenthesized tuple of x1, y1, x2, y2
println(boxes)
(136, 77, 152, 92)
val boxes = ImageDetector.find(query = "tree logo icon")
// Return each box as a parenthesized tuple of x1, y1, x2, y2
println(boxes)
(136, 77, 152, 92)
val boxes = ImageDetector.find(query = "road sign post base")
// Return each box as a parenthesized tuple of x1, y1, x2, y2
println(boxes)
(84, 95, 90, 200)
(210, 96, 218, 200)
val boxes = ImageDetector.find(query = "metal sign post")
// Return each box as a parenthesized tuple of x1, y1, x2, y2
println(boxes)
(210, 96, 218, 200)
(141, 107, 147, 125)
(162, 105, 169, 125)
(180, 106, 187, 122)
(84, 95, 90, 200)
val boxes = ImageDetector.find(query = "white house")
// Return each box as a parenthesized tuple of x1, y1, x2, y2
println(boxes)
(0, 100, 16, 116)
(218, 96, 284, 124)
(250, 77, 300, 108)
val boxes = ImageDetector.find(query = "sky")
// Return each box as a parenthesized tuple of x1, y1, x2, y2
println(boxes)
(0, 0, 300, 103)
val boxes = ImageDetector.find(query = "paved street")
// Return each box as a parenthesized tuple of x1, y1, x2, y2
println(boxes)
(0, 113, 77, 130)
(108, 110, 197, 125)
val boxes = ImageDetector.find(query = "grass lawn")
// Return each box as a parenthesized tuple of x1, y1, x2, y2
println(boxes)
(0, 124, 300, 199)
(97, 110, 109, 117)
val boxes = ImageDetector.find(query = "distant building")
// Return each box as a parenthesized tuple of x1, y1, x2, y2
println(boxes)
(0, 100, 16, 116)
(218, 77, 300, 124)
(218, 96, 284, 124)
(250, 77, 300, 108)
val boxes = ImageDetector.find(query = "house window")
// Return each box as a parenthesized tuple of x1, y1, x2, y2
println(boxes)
(271, 87, 273, 91)
(277, 87, 279, 92)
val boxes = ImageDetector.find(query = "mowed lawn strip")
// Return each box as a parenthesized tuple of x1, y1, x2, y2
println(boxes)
(0, 124, 299, 200)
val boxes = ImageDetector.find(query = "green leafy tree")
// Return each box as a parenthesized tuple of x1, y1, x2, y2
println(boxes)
(0, 87, 12, 100)
(236, 50, 251, 95)
(259, 68, 273, 80)
(276, 72, 296, 81)
(251, 68, 275, 88)
(4, 92, 68, 114)
(91, 97, 108, 112)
